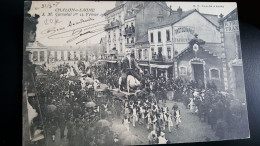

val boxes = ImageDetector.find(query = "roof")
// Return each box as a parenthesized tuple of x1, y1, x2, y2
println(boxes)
(148, 9, 196, 29)
(202, 14, 219, 27)
(47, 46, 88, 51)
(220, 8, 238, 22)
(149, 9, 219, 29)
(154, 1, 172, 12)
(26, 41, 47, 49)
(104, 3, 124, 16)
(136, 34, 149, 44)
(124, 4, 144, 20)
(176, 42, 223, 59)
(201, 43, 224, 58)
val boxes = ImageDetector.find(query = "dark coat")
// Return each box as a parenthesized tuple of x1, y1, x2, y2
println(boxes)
(121, 57, 141, 72)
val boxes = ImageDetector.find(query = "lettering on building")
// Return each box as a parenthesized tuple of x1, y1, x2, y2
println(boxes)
(224, 20, 239, 32)
(173, 26, 195, 43)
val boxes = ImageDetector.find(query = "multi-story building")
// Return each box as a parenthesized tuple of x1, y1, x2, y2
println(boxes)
(147, 7, 223, 83)
(26, 41, 93, 66)
(219, 8, 245, 101)
(104, 1, 127, 61)
(103, 1, 171, 63)
(26, 41, 48, 65)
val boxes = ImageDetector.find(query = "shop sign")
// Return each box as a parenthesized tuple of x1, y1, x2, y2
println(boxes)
(173, 26, 195, 43)
(224, 20, 239, 32)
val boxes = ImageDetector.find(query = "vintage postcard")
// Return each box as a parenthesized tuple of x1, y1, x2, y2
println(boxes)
(23, 1, 250, 146)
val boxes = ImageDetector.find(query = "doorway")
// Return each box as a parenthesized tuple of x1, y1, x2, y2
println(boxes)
(192, 63, 204, 84)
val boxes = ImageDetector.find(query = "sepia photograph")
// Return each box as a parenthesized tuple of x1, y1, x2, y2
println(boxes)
(23, 1, 250, 146)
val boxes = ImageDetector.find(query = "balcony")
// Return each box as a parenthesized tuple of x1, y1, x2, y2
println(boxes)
(125, 43, 135, 48)
(149, 55, 174, 64)
(104, 20, 122, 31)
(124, 26, 135, 36)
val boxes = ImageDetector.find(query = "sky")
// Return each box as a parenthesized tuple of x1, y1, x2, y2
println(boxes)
(28, 1, 237, 47)
(167, 2, 237, 17)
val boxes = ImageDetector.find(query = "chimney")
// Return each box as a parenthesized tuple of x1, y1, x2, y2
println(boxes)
(177, 6, 182, 18)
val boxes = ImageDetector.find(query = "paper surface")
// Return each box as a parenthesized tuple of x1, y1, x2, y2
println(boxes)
(23, 1, 249, 145)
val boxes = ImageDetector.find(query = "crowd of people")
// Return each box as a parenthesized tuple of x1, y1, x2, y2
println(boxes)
(29, 63, 125, 146)
(28, 59, 243, 145)
(169, 78, 235, 139)
(89, 65, 183, 144)
(90, 65, 236, 141)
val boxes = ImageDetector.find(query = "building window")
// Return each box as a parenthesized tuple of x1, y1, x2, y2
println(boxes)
(210, 68, 220, 79)
(120, 43, 122, 52)
(40, 51, 44, 61)
(138, 49, 142, 60)
(151, 47, 154, 54)
(108, 32, 111, 39)
(33, 51, 38, 62)
(167, 47, 171, 59)
(179, 66, 187, 75)
(144, 49, 148, 59)
(127, 38, 129, 44)
(119, 29, 122, 36)
(166, 30, 170, 41)
(114, 44, 116, 50)
(131, 37, 134, 43)
(54, 51, 58, 61)
(150, 33, 154, 43)
(74, 51, 77, 60)
(158, 31, 161, 42)
(151, 47, 155, 59)
(61, 51, 64, 61)
(68, 52, 71, 61)
(80, 51, 83, 60)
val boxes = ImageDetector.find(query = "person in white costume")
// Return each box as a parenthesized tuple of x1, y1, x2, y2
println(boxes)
(158, 132, 168, 144)
(123, 115, 130, 131)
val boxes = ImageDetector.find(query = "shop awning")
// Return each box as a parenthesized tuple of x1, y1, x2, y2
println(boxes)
(150, 64, 173, 69)
(139, 64, 173, 69)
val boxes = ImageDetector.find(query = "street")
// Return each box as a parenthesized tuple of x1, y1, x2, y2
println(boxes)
(111, 100, 218, 144)
(43, 100, 218, 146)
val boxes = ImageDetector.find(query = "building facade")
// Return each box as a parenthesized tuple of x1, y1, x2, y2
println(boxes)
(175, 36, 225, 90)
(219, 8, 245, 101)
(26, 42, 94, 66)
(104, 2, 171, 63)
(26, 41, 48, 65)
(104, 1, 128, 61)
(146, 8, 223, 82)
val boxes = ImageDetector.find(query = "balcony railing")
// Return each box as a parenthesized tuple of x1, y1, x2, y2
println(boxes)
(124, 26, 135, 36)
(104, 20, 121, 31)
